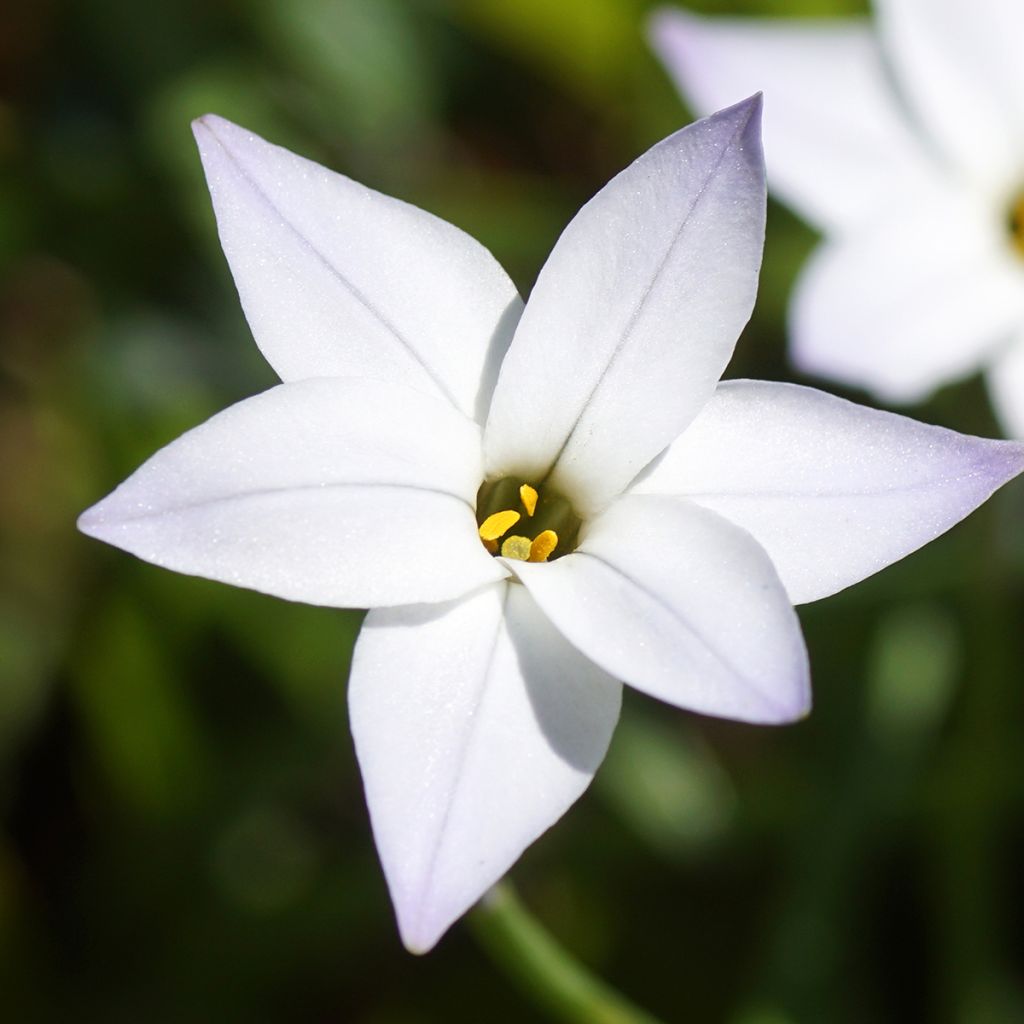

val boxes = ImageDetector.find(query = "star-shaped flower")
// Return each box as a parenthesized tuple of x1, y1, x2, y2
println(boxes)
(651, 1, 1024, 434)
(78, 97, 1024, 952)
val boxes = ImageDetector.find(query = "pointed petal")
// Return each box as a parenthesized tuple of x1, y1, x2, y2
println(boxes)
(193, 115, 523, 421)
(510, 496, 809, 725)
(790, 186, 1024, 402)
(633, 380, 1024, 605)
(350, 583, 621, 953)
(78, 378, 506, 607)
(483, 97, 766, 515)
(876, 0, 1024, 187)
(986, 334, 1024, 439)
(649, 9, 936, 233)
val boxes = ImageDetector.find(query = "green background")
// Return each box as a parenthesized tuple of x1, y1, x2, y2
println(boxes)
(2, 0, 1023, 1021)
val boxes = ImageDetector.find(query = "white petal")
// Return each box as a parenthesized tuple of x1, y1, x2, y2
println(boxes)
(633, 380, 1024, 605)
(510, 496, 809, 725)
(349, 583, 621, 953)
(78, 378, 506, 607)
(790, 186, 1024, 403)
(876, 0, 1024, 188)
(483, 97, 766, 515)
(648, 9, 937, 233)
(193, 115, 523, 421)
(987, 333, 1024, 439)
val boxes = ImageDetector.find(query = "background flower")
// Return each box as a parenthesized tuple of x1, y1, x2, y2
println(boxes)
(651, 0, 1024, 436)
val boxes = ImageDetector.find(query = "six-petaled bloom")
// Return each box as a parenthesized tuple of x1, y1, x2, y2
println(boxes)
(651, 0, 1024, 434)
(78, 97, 1024, 953)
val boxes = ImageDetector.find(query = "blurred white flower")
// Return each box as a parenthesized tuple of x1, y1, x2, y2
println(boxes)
(651, 1, 1024, 434)
(79, 98, 1024, 952)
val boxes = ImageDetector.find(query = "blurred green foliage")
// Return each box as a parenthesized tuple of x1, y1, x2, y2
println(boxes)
(2, 0, 1023, 1021)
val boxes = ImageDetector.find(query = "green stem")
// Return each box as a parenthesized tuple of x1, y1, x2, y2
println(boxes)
(468, 881, 667, 1024)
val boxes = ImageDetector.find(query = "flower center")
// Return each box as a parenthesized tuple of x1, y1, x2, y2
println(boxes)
(475, 477, 581, 562)
(1007, 188, 1024, 258)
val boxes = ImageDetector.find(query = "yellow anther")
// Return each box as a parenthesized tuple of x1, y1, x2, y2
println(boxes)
(528, 530, 558, 563)
(479, 509, 520, 541)
(520, 484, 538, 517)
(482, 537, 498, 555)
(500, 535, 533, 560)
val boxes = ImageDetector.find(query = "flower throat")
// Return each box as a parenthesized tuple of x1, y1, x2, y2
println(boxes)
(1008, 188, 1024, 258)
(475, 478, 581, 562)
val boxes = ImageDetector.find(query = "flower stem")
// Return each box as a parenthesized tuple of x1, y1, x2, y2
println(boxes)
(468, 881, 667, 1024)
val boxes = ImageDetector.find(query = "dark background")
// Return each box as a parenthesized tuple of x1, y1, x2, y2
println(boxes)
(2, 0, 1023, 1021)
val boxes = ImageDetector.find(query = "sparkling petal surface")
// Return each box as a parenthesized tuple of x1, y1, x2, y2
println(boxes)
(194, 115, 523, 421)
(876, 0, 1024, 187)
(510, 496, 810, 725)
(649, 9, 936, 233)
(790, 184, 1024, 403)
(484, 97, 765, 515)
(78, 378, 505, 607)
(349, 582, 621, 953)
(633, 380, 1024, 604)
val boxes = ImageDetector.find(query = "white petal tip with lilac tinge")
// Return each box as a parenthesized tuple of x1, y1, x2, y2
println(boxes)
(482, 92, 765, 514)
(646, 6, 949, 234)
(633, 381, 1024, 605)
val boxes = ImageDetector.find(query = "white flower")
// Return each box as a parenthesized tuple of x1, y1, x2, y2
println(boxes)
(651, 1, 1024, 434)
(78, 98, 1024, 953)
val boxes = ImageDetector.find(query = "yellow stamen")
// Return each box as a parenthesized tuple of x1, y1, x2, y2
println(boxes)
(500, 535, 533, 560)
(520, 484, 538, 517)
(479, 509, 520, 541)
(528, 530, 558, 563)
(482, 537, 498, 555)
